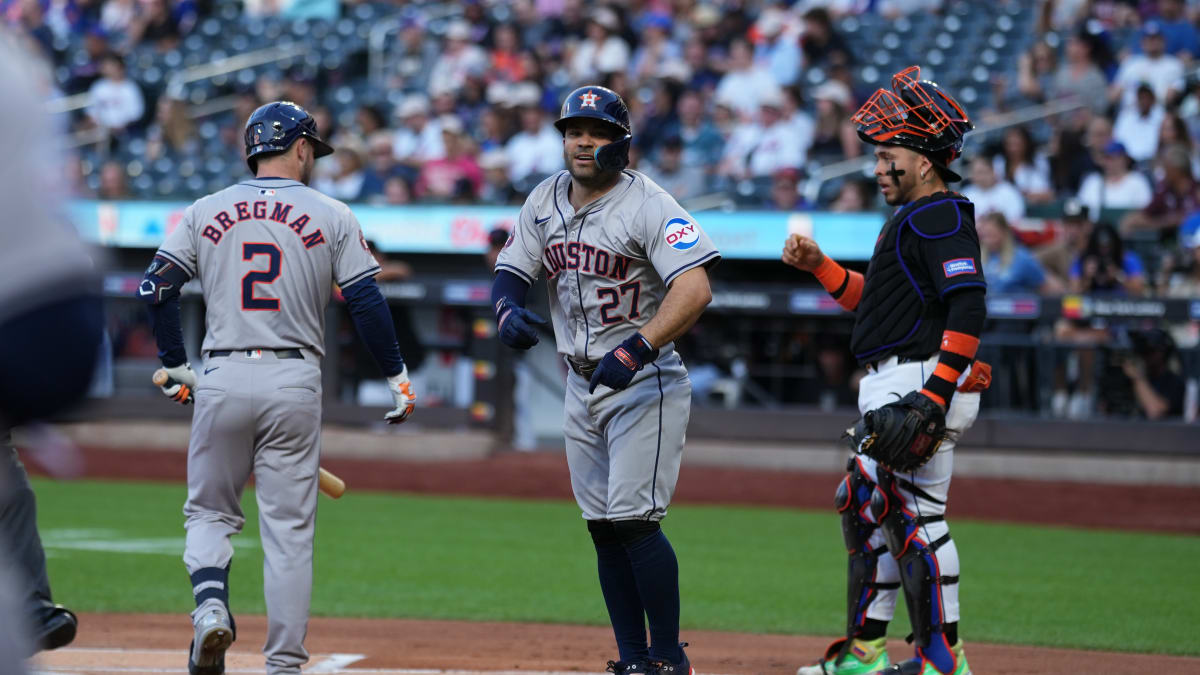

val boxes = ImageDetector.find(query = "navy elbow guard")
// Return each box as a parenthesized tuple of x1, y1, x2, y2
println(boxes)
(138, 255, 190, 305)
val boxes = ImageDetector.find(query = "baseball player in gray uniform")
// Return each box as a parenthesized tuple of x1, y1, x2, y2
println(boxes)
(492, 86, 719, 675)
(138, 101, 416, 675)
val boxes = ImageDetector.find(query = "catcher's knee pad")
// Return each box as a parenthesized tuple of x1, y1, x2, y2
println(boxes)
(870, 472, 958, 668)
(836, 458, 898, 639)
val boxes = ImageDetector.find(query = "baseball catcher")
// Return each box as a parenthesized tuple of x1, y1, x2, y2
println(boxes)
(784, 66, 990, 675)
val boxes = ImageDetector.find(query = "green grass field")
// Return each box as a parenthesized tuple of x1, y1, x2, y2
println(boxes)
(32, 478, 1200, 656)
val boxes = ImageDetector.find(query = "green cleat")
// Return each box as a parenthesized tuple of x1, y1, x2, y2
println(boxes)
(797, 637, 889, 675)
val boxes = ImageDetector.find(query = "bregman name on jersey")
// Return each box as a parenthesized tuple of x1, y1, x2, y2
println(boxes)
(199, 200, 325, 249)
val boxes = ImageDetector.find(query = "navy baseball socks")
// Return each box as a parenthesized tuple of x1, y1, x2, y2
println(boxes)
(188, 565, 235, 675)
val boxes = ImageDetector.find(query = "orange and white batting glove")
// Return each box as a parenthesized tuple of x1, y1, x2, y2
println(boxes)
(159, 364, 197, 405)
(385, 365, 417, 424)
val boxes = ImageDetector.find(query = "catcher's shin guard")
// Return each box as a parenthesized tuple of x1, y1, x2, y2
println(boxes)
(836, 458, 899, 645)
(870, 471, 960, 674)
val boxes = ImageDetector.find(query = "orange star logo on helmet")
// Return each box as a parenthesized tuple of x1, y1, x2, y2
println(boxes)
(579, 90, 600, 109)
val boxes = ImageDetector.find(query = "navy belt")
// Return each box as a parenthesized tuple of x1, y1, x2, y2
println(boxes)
(208, 349, 304, 360)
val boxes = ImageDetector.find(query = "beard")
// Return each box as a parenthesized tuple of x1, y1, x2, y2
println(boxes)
(299, 155, 314, 185)
(564, 148, 621, 189)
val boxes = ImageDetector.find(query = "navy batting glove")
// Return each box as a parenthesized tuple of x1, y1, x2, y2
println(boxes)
(496, 298, 546, 350)
(589, 332, 659, 393)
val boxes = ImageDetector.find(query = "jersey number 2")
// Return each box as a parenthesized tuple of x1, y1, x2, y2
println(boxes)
(597, 281, 641, 325)
(242, 242, 281, 311)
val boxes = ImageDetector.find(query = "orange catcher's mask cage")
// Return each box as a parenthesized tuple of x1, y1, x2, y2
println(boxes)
(851, 65, 973, 167)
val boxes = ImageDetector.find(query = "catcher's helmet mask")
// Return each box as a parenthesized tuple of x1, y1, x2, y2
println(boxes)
(555, 85, 632, 172)
(851, 66, 973, 182)
(244, 101, 334, 173)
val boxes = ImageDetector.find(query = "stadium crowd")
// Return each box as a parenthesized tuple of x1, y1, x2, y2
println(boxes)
(3, 0, 1197, 419)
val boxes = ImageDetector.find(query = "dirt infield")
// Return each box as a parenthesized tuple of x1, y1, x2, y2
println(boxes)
(32, 613, 1200, 674)
(22, 443, 1200, 673)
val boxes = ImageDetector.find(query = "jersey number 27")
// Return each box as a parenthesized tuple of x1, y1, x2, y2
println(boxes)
(597, 281, 641, 324)
(242, 242, 281, 311)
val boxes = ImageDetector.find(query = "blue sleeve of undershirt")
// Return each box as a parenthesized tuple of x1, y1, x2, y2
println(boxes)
(490, 269, 531, 317)
(147, 296, 187, 367)
(341, 276, 405, 377)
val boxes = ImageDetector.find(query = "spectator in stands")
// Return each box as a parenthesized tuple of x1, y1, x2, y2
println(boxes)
(353, 105, 388, 139)
(633, 81, 679, 159)
(963, 155, 1026, 224)
(430, 20, 488, 93)
(1120, 145, 1198, 235)
(1037, 199, 1093, 281)
(1113, 329, 1186, 419)
(829, 179, 873, 212)
(994, 125, 1054, 204)
(753, 6, 802, 87)
(715, 96, 759, 184)
(359, 131, 403, 204)
(1049, 113, 1108, 195)
(476, 105, 510, 154)
(1070, 223, 1146, 295)
(799, 7, 852, 69)
(1141, 0, 1200, 60)
(568, 7, 630, 83)
(747, 88, 806, 179)
(97, 160, 127, 200)
(642, 136, 706, 202)
(382, 176, 412, 206)
(1048, 30, 1110, 113)
(85, 52, 144, 140)
(1113, 84, 1165, 162)
(768, 168, 804, 211)
(144, 95, 196, 161)
(1110, 21, 1184, 112)
(313, 139, 366, 202)
(977, 212, 1064, 294)
(127, 0, 180, 50)
(630, 13, 681, 82)
(715, 38, 779, 118)
(504, 86, 561, 187)
(479, 149, 520, 205)
(484, 227, 509, 271)
(672, 90, 724, 170)
(1157, 110, 1200, 176)
(392, 94, 444, 170)
(807, 80, 859, 163)
(781, 85, 815, 163)
(416, 116, 482, 202)
(65, 26, 109, 94)
(1015, 40, 1059, 104)
(489, 23, 526, 83)
(1162, 228, 1200, 297)
(1077, 141, 1153, 219)
(99, 0, 135, 38)
(682, 36, 721, 93)
(389, 13, 438, 93)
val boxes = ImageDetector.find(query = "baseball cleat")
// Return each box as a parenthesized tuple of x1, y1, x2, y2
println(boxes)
(651, 642, 695, 675)
(188, 602, 233, 675)
(797, 637, 888, 675)
(869, 641, 970, 675)
(32, 604, 77, 652)
(606, 660, 655, 675)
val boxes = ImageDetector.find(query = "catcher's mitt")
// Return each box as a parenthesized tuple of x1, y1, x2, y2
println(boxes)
(860, 391, 947, 472)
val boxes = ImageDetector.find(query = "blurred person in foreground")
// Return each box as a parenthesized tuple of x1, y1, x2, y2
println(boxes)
(977, 212, 1063, 294)
(0, 32, 104, 668)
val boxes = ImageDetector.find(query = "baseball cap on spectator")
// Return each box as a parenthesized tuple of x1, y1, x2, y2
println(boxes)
(479, 149, 508, 171)
(1102, 140, 1129, 157)
(439, 114, 465, 136)
(756, 8, 786, 39)
(590, 7, 620, 32)
(396, 94, 430, 119)
(446, 20, 471, 41)
(1142, 20, 1164, 38)
(760, 87, 786, 110)
(691, 4, 720, 29)
(1062, 198, 1090, 222)
(638, 12, 672, 34)
(813, 80, 852, 108)
(509, 81, 541, 109)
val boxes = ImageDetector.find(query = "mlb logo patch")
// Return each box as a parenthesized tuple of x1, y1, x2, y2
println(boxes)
(663, 217, 700, 250)
(942, 258, 976, 277)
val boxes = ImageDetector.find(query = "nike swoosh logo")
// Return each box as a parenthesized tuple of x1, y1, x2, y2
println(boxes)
(534, 216, 551, 225)
(204, 366, 219, 375)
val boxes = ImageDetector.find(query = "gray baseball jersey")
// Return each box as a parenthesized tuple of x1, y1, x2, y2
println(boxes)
(157, 178, 380, 357)
(162, 177, 377, 673)
(497, 169, 719, 522)
(495, 170, 720, 361)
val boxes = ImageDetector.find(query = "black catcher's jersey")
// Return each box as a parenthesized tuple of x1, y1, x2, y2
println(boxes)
(850, 192, 986, 365)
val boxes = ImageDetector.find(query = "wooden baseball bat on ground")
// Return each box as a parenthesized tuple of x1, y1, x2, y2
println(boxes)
(153, 368, 347, 499)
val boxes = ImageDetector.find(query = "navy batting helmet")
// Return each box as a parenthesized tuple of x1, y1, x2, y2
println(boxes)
(555, 85, 632, 172)
(851, 66, 973, 181)
(244, 101, 334, 173)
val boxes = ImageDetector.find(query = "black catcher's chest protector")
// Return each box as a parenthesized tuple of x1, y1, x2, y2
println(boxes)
(850, 192, 983, 365)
